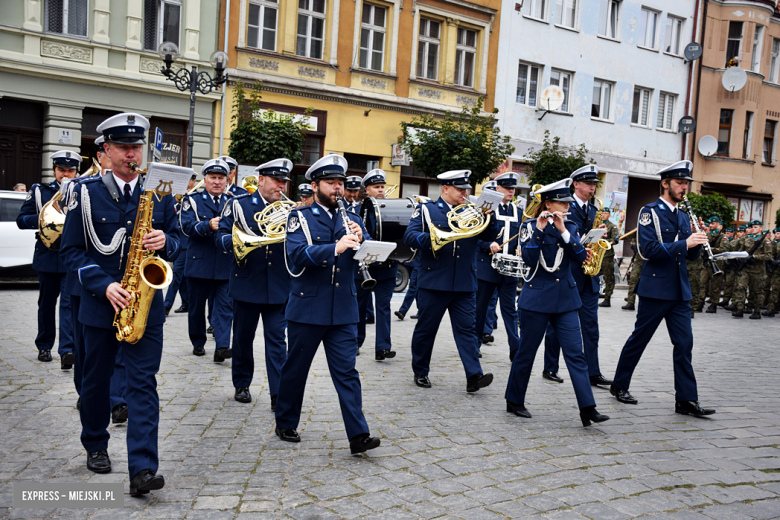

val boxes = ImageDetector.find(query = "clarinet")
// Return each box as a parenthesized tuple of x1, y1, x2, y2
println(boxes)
(682, 194, 722, 277)
(336, 196, 377, 290)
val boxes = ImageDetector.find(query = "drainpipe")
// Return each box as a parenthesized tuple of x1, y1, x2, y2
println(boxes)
(689, 0, 709, 180)
(218, 0, 231, 157)
(683, 0, 704, 163)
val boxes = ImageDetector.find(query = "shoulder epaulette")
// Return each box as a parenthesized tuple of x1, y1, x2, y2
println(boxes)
(233, 192, 251, 200)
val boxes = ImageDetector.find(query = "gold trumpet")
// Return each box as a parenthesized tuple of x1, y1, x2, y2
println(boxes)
(384, 184, 398, 197)
(242, 175, 259, 194)
(232, 192, 296, 265)
(429, 203, 491, 257)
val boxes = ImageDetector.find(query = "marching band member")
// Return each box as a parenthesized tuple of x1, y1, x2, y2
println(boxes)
(60, 113, 179, 494)
(180, 159, 234, 362)
(216, 159, 292, 408)
(543, 166, 612, 387)
(610, 161, 716, 417)
(298, 183, 314, 206)
(403, 170, 496, 392)
(164, 174, 197, 315)
(274, 154, 380, 454)
(475, 173, 521, 361)
(16, 150, 78, 366)
(505, 179, 609, 427)
(219, 155, 247, 196)
(344, 176, 362, 209)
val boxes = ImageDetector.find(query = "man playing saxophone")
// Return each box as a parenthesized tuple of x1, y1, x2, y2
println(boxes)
(60, 113, 180, 495)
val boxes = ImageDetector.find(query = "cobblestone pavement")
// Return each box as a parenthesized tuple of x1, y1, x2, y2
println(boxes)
(1, 285, 780, 520)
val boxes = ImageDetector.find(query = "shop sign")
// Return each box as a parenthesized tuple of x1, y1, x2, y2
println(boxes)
(254, 109, 317, 131)
(391, 144, 410, 166)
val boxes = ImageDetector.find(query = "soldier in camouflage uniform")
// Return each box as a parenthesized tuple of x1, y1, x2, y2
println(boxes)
(722, 226, 744, 309)
(705, 217, 727, 313)
(598, 209, 619, 307)
(622, 235, 644, 311)
(732, 220, 772, 319)
(763, 228, 780, 317)
(687, 254, 704, 318)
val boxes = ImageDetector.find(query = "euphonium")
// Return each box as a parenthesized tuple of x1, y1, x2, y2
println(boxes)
(429, 203, 491, 257)
(231, 195, 296, 265)
(522, 184, 544, 220)
(582, 196, 612, 277)
(113, 165, 173, 343)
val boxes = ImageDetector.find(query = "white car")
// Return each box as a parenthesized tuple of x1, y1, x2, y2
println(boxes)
(0, 190, 37, 278)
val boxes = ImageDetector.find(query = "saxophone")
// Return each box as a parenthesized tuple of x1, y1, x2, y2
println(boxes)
(582, 196, 613, 276)
(113, 167, 173, 343)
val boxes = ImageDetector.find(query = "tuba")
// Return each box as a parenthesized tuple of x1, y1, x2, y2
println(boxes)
(521, 184, 544, 220)
(429, 203, 491, 257)
(582, 196, 612, 276)
(242, 175, 259, 194)
(113, 164, 173, 343)
(232, 195, 296, 266)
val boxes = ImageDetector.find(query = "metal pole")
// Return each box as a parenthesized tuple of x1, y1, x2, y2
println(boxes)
(218, 0, 231, 156)
(187, 65, 198, 168)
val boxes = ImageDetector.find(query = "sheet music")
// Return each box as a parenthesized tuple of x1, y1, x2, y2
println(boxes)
(712, 251, 749, 261)
(580, 228, 606, 246)
(354, 241, 397, 264)
(144, 162, 194, 196)
(474, 189, 505, 212)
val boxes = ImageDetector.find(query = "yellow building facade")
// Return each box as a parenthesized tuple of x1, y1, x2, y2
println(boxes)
(216, 0, 501, 198)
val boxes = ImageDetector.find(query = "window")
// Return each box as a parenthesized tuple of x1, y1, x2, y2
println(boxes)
(525, 0, 547, 20)
(248, 0, 278, 52)
(45, 0, 89, 37)
(555, 0, 577, 28)
(656, 92, 676, 130)
(726, 21, 743, 66)
(717, 109, 733, 156)
(297, 0, 325, 59)
(591, 79, 613, 120)
(631, 87, 652, 127)
(455, 28, 477, 88)
(302, 136, 322, 166)
(144, 0, 181, 51)
(751, 25, 764, 73)
(764, 120, 776, 164)
(638, 8, 659, 49)
(516, 62, 541, 107)
(550, 69, 571, 112)
(664, 16, 683, 54)
(598, 0, 620, 39)
(360, 4, 386, 71)
(743, 112, 754, 159)
(770, 39, 780, 83)
(417, 18, 440, 80)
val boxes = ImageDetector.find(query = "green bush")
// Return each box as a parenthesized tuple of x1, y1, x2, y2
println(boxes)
(686, 192, 736, 225)
(526, 131, 595, 187)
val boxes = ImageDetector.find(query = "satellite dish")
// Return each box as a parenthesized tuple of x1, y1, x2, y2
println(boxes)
(698, 135, 718, 157)
(722, 67, 747, 92)
(678, 115, 696, 134)
(539, 86, 565, 111)
(684, 43, 702, 62)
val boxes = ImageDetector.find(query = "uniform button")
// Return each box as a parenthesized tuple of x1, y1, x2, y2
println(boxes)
(557, 267, 560, 271)
(556, 279, 559, 282)
(235, 273, 237, 277)
(317, 236, 320, 240)
(268, 262, 272, 266)
(269, 250, 272, 255)
(101, 218, 106, 222)
(127, 221, 132, 225)
(457, 255, 460, 258)
(300, 292, 304, 296)
(335, 283, 340, 287)
(652, 274, 656, 277)
(336, 268, 340, 272)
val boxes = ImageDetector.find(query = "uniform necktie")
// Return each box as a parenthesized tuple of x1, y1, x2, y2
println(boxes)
(123, 184, 132, 203)
(214, 195, 220, 206)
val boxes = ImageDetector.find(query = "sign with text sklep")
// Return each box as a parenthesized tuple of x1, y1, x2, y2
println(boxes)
(253, 109, 318, 131)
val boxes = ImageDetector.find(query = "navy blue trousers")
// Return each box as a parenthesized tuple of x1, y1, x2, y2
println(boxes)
(164, 249, 189, 310)
(36, 271, 73, 355)
(398, 267, 418, 316)
(483, 289, 499, 335)
(411, 289, 483, 379)
(275, 322, 369, 440)
(506, 309, 596, 409)
(544, 288, 602, 376)
(613, 297, 698, 401)
(476, 280, 519, 354)
(188, 278, 232, 351)
(357, 277, 394, 351)
(231, 302, 287, 396)
(81, 324, 162, 478)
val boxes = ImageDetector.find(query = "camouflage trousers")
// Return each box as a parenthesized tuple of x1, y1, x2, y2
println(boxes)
(600, 255, 615, 299)
(688, 265, 706, 309)
(704, 267, 724, 303)
(767, 270, 780, 310)
(722, 269, 737, 304)
(626, 257, 644, 305)
(733, 268, 767, 311)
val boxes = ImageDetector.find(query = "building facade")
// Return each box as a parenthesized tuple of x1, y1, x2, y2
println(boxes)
(494, 0, 699, 253)
(0, 0, 222, 188)
(689, 0, 780, 227)
(217, 0, 501, 199)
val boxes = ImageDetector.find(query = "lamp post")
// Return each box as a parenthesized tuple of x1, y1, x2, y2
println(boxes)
(158, 42, 229, 168)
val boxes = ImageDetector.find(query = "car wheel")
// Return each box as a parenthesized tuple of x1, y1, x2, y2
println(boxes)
(395, 264, 409, 292)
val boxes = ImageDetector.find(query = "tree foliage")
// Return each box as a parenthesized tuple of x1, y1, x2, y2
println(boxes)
(686, 192, 736, 225)
(775, 207, 780, 228)
(526, 131, 595, 187)
(227, 80, 310, 165)
(398, 97, 515, 185)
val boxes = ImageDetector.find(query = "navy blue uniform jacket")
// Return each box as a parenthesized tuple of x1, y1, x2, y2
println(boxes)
(16, 180, 67, 273)
(179, 191, 233, 280)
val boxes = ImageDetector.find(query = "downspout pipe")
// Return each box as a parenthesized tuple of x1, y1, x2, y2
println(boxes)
(218, 0, 231, 157)
(684, 0, 704, 163)
(689, 0, 709, 174)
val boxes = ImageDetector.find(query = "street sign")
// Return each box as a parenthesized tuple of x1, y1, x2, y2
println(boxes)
(684, 42, 703, 62)
(153, 128, 164, 161)
(678, 116, 696, 134)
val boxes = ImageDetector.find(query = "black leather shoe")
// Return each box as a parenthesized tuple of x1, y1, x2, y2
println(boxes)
(60, 351, 74, 370)
(580, 406, 610, 427)
(466, 372, 493, 393)
(590, 374, 613, 387)
(375, 349, 396, 360)
(481, 333, 494, 344)
(621, 303, 635, 311)
(414, 374, 431, 388)
(732, 309, 744, 318)
(394, 311, 405, 321)
(129, 469, 165, 495)
(478, 349, 482, 358)
(350, 434, 381, 454)
(270, 395, 277, 412)
(38, 349, 52, 362)
(365, 316, 375, 324)
(275, 426, 300, 442)
(675, 400, 716, 417)
(192, 345, 206, 356)
(718, 301, 728, 308)
(174, 305, 188, 313)
(706, 304, 717, 314)
(695, 303, 704, 312)
(234, 387, 251, 403)
(598, 299, 611, 307)
(610, 384, 638, 404)
(509, 350, 517, 362)
(542, 370, 564, 383)
(410, 314, 418, 319)
(207, 325, 214, 334)
(165, 306, 171, 316)
(214, 348, 232, 362)
(749, 311, 761, 320)
(111, 404, 128, 424)
(506, 401, 532, 418)
(86, 450, 111, 473)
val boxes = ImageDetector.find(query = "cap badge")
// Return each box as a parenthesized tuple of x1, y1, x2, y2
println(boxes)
(127, 115, 135, 124)
(65, 152, 71, 158)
